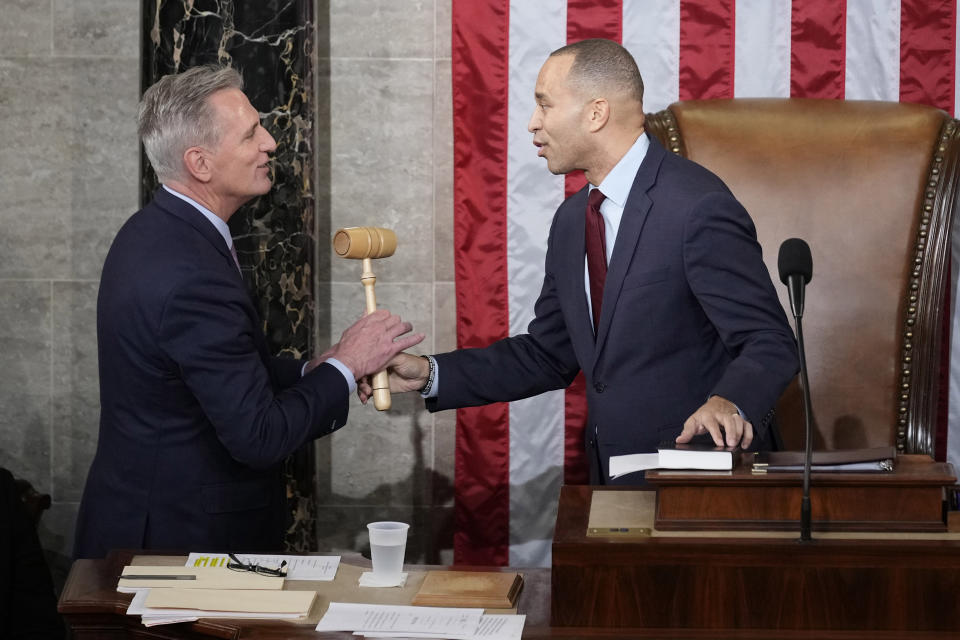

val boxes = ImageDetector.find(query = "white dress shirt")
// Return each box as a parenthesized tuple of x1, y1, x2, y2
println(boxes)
(583, 133, 649, 328)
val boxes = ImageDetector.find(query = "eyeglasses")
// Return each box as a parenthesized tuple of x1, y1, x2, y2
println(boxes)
(226, 553, 288, 577)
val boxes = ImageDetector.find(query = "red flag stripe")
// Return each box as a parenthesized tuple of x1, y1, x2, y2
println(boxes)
(900, 0, 956, 111)
(679, 0, 736, 100)
(451, 0, 511, 566)
(791, 0, 846, 99)
(562, 0, 623, 485)
(566, 0, 624, 44)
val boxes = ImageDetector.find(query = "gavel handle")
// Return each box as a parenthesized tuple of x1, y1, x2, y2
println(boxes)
(361, 258, 391, 411)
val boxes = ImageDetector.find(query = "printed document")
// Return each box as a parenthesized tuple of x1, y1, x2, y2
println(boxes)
(316, 602, 483, 635)
(358, 613, 526, 639)
(186, 551, 340, 580)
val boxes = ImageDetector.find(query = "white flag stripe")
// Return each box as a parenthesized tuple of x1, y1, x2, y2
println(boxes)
(845, 0, 901, 100)
(506, 0, 567, 567)
(734, 0, 791, 98)
(623, 0, 680, 113)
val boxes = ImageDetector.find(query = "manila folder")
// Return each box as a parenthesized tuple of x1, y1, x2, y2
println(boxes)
(145, 588, 316, 615)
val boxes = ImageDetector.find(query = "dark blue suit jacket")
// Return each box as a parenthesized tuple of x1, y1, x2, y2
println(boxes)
(74, 188, 349, 558)
(428, 135, 798, 481)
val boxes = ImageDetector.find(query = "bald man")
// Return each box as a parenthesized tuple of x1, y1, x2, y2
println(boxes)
(379, 39, 798, 483)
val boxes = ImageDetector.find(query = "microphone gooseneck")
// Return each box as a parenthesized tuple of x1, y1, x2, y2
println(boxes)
(778, 238, 815, 543)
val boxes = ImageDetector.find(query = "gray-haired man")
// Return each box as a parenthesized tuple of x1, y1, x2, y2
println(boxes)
(74, 66, 422, 558)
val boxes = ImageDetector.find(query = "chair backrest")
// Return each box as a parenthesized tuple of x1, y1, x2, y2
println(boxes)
(646, 99, 960, 454)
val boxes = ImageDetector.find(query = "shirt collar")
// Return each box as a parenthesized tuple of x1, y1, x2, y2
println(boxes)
(162, 185, 233, 250)
(592, 132, 650, 206)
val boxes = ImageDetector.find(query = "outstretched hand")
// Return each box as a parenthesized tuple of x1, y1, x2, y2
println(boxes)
(675, 395, 753, 449)
(358, 352, 430, 404)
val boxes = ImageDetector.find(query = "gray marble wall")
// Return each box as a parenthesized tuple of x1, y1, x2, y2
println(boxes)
(0, 0, 456, 578)
(0, 0, 141, 581)
(316, 0, 457, 564)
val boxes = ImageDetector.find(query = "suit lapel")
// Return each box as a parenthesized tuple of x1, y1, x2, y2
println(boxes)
(592, 134, 665, 365)
(152, 188, 271, 363)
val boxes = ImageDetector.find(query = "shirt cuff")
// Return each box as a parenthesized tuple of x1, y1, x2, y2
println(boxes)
(324, 357, 357, 394)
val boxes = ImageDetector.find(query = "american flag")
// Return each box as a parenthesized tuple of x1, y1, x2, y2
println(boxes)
(450, 0, 960, 567)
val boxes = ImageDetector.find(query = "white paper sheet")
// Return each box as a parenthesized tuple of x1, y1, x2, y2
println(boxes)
(316, 602, 483, 635)
(608, 453, 660, 478)
(355, 613, 526, 639)
(185, 551, 340, 580)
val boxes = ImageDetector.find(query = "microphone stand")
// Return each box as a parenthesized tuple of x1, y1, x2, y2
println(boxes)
(788, 277, 814, 542)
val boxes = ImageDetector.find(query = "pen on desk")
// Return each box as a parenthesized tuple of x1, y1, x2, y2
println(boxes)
(120, 575, 197, 580)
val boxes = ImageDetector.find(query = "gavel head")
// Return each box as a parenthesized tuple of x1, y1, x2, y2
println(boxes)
(333, 227, 397, 259)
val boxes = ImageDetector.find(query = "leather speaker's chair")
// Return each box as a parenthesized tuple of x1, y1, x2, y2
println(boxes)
(646, 99, 960, 455)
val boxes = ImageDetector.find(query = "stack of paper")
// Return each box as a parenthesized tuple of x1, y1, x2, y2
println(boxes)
(315, 602, 525, 640)
(118, 555, 329, 627)
(127, 588, 316, 627)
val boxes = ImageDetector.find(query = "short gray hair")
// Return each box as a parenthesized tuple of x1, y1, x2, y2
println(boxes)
(550, 38, 644, 105)
(137, 65, 244, 182)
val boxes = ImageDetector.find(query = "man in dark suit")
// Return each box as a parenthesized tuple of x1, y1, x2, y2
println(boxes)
(73, 65, 423, 558)
(374, 39, 798, 483)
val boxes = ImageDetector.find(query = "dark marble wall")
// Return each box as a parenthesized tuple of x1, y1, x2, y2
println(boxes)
(141, 0, 317, 551)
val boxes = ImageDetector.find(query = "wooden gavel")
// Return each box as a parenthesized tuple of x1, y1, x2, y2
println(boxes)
(333, 226, 397, 411)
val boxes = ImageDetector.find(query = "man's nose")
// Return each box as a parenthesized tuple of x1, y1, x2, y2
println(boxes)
(527, 109, 540, 133)
(260, 129, 277, 152)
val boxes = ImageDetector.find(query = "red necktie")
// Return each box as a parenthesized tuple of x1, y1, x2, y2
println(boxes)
(585, 188, 607, 333)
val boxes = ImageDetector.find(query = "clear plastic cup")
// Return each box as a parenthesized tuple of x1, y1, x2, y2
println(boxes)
(367, 521, 409, 581)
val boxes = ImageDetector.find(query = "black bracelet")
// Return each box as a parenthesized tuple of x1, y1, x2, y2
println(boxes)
(418, 355, 436, 395)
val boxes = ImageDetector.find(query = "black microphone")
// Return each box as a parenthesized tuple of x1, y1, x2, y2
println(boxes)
(777, 238, 815, 542)
(778, 237, 812, 318)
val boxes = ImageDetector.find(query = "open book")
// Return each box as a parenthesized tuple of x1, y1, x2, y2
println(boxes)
(609, 442, 740, 478)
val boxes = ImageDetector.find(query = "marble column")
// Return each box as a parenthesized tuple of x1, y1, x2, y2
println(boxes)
(141, 0, 317, 551)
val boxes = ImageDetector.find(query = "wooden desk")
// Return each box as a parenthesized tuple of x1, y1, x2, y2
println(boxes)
(553, 485, 960, 636)
(59, 550, 555, 640)
(62, 540, 960, 640)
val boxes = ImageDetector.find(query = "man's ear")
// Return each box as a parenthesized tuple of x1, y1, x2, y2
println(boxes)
(183, 147, 212, 183)
(586, 98, 610, 132)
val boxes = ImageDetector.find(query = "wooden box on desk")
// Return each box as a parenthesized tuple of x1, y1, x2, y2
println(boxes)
(551, 480, 960, 633)
(647, 454, 955, 532)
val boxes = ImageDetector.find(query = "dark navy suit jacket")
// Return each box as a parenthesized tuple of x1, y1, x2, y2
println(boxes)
(74, 188, 349, 558)
(428, 135, 798, 482)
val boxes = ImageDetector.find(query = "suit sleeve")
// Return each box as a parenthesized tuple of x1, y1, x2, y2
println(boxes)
(269, 356, 307, 389)
(158, 269, 349, 469)
(683, 191, 799, 431)
(427, 219, 581, 412)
